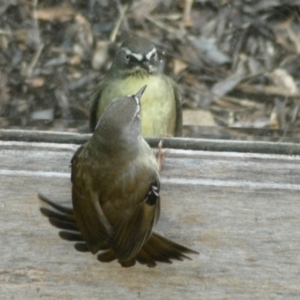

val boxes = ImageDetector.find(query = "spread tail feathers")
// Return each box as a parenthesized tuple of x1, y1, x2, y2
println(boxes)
(136, 232, 198, 267)
(38, 193, 106, 251)
(38, 193, 198, 267)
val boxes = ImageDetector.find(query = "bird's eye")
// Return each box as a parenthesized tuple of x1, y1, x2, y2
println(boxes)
(152, 52, 158, 60)
(125, 55, 130, 61)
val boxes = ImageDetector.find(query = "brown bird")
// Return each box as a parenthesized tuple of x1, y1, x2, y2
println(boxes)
(39, 86, 197, 267)
(89, 36, 182, 137)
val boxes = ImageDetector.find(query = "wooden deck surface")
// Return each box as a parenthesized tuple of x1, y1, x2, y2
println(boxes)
(1, 136, 300, 299)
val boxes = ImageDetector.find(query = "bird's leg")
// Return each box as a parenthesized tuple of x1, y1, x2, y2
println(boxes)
(156, 140, 165, 172)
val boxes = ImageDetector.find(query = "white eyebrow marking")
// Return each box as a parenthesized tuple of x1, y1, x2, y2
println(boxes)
(145, 47, 157, 60)
(123, 47, 157, 61)
(123, 48, 143, 61)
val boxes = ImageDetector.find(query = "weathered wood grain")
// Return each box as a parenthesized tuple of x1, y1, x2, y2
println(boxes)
(1, 140, 300, 299)
(2, 129, 300, 155)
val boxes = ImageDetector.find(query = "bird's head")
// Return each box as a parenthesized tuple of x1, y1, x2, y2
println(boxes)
(94, 85, 147, 152)
(112, 37, 160, 78)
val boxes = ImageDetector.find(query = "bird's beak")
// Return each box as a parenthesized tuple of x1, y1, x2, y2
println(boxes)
(135, 85, 147, 101)
(142, 60, 150, 72)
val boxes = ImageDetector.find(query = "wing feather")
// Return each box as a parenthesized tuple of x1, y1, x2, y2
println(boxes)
(71, 147, 113, 254)
(112, 177, 160, 261)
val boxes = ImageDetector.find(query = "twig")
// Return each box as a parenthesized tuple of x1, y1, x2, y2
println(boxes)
(0, 29, 14, 35)
(109, 3, 128, 42)
(32, 0, 41, 45)
(23, 43, 44, 77)
(145, 15, 182, 38)
(183, 0, 194, 28)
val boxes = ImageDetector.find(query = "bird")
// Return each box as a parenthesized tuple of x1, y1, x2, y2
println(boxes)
(89, 36, 182, 137)
(39, 86, 197, 268)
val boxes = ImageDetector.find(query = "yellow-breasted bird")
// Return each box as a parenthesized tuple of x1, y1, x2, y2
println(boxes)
(39, 86, 197, 267)
(89, 36, 182, 137)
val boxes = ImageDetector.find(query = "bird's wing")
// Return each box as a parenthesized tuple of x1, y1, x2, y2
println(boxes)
(111, 176, 161, 262)
(71, 146, 114, 254)
(39, 193, 109, 253)
(39, 193, 78, 232)
(88, 80, 106, 132)
(172, 80, 183, 137)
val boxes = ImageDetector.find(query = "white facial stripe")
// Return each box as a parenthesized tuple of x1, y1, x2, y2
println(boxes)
(145, 47, 157, 60)
(134, 96, 140, 108)
(124, 48, 143, 61)
(123, 47, 157, 61)
(134, 96, 141, 116)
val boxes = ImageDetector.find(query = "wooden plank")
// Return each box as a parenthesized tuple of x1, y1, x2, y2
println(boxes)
(1, 140, 300, 299)
(2, 129, 300, 155)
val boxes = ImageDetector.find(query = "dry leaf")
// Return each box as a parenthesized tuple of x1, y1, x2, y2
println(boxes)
(170, 58, 188, 75)
(27, 77, 45, 88)
(268, 68, 298, 95)
(35, 7, 74, 22)
(92, 41, 110, 70)
(183, 109, 216, 126)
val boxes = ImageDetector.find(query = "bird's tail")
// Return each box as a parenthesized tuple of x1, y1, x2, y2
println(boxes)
(97, 232, 198, 268)
(38, 193, 108, 252)
(136, 232, 198, 267)
(38, 193, 198, 267)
